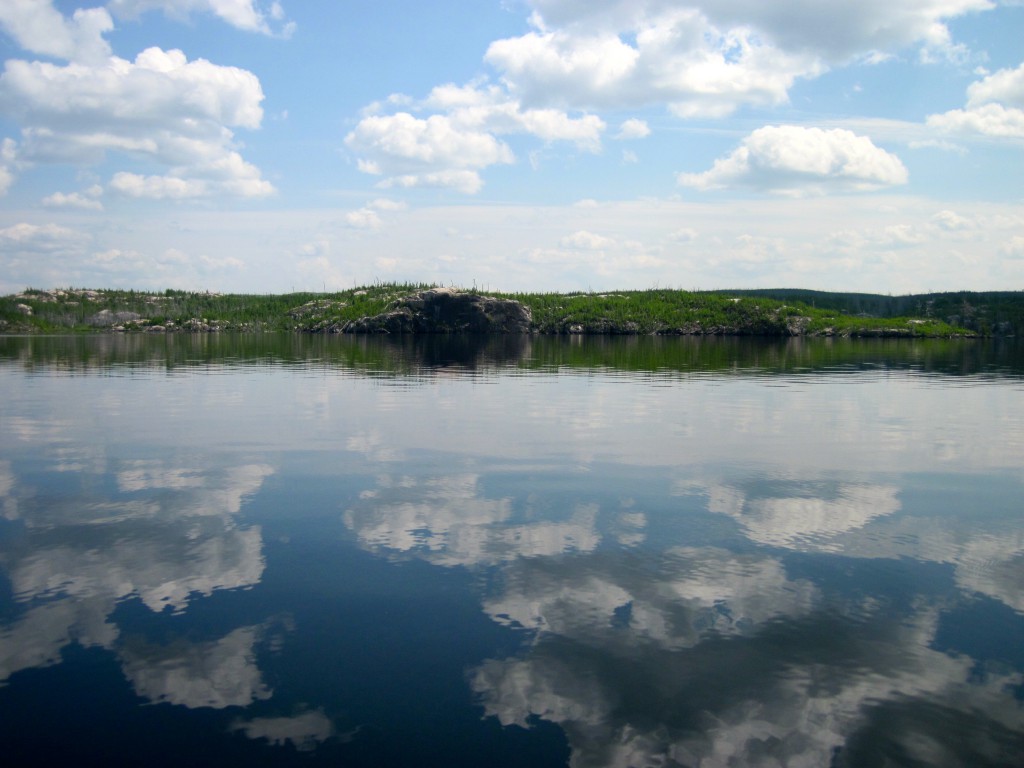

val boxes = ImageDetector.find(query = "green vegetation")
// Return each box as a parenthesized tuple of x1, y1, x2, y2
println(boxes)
(2, 283, 1019, 337)
(725, 289, 1024, 337)
(0, 284, 430, 334)
(507, 289, 969, 336)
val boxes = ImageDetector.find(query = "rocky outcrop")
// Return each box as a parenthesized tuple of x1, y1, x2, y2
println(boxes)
(343, 288, 532, 334)
(88, 309, 142, 327)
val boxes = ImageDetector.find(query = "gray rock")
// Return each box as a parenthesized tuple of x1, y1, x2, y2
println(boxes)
(344, 288, 532, 334)
(88, 309, 141, 327)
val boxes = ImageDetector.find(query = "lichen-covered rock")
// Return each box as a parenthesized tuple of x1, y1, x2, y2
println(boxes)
(344, 288, 532, 334)
(88, 309, 142, 327)
(287, 300, 346, 319)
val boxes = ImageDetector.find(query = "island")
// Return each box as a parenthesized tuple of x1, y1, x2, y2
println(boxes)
(2, 284, 1022, 337)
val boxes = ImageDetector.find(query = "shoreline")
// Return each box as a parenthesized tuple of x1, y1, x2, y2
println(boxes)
(3, 284, 1019, 338)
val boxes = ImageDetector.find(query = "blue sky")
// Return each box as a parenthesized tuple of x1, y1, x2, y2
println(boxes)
(0, 0, 1022, 294)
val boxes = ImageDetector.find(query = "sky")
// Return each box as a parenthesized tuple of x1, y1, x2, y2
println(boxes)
(0, 0, 1022, 295)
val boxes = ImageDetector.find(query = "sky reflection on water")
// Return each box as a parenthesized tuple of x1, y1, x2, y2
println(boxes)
(0, 335, 1022, 767)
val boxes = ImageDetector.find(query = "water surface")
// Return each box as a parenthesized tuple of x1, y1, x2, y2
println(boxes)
(1, 335, 1022, 766)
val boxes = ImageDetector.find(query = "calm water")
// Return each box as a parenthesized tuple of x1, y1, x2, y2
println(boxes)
(1, 334, 1023, 767)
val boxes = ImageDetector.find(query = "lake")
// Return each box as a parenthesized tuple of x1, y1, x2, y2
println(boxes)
(1, 334, 1022, 767)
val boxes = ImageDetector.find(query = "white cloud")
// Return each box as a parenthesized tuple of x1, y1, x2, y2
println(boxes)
(678, 125, 908, 196)
(615, 118, 650, 139)
(928, 63, 1024, 139)
(486, 11, 820, 117)
(0, 1, 113, 63)
(483, 1, 992, 117)
(42, 185, 104, 210)
(368, 197, 406, 211)
(929, 103, 1024, 139)
(344, 207, 382, 229)
(931, 209, 979, 232)
(109, 172, 208, 199)
(346, 84, 606, 193)
(1001, 235, 1024, 259)
(0, 44, 273, 198)
(345, 111, 514, 193)
(525, 0, 992, 62)
(381, 169, 487, 195)
(0, 137, 16, 194)
(345, 1, 995, 196)
(510, 107, 604, 150)
(560, 230, 615, 249)
(107, 0, 295, 37)
(0, 221, 88, 248)
(965, 60, 1024, 108)
(668, 227, 698, 242)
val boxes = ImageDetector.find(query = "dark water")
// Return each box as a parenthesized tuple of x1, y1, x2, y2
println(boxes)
(1, 334, 1022, 767)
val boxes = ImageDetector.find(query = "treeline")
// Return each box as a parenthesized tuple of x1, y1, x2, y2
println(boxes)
(727, 289, 1023, 336)
(2, 284, 1021, 337)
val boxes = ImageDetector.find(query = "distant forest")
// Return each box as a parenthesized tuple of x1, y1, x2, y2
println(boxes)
(725, 289, 1023, 336)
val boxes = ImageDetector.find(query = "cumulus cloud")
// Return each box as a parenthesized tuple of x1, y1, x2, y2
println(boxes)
(928, 62, 1024, 139)
(42, 185, 104, 210)
(486, 10, 819, 117)
(109, 172, 208, 200)
(0, 221, 89, 249)
(559, 230, 615, 249)
(346, 84, 605, 193)
(0, 1, 113, 63)
(344, 207, 382, 229)
(0, 5, 273, 199)
(615, 118, 650, 139)
(348, 111, 514, 170)
(522, 0, 990, 63)
(345, 112, 513, 194)
(107, 0, 295, 37)
(344, 0, 991, 195)
(483, 1, 990, 118)
(678, 125, 908, 196)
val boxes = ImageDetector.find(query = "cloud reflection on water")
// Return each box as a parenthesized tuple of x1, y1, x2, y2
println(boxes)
(230, 708, 340, 752)
(338, 460, 1024, 766)
(472, 567, 1023, 768)
(0, 458, 272, 685)
(344, 473, 607, 566)
(120, 625, 272, 709)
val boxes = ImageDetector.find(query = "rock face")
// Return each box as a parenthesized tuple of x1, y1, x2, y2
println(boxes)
(88, 309, 142, 327)
(344, 288, 532, 334)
